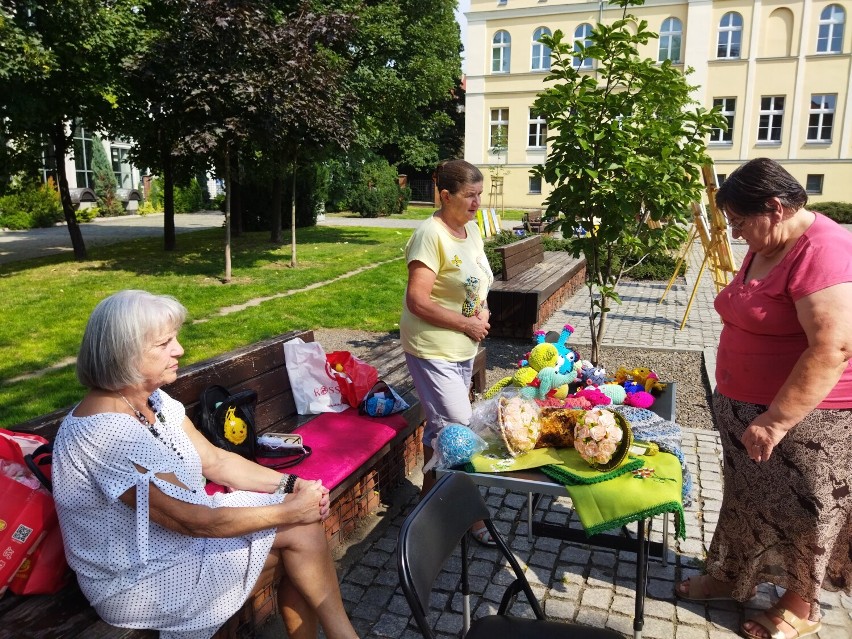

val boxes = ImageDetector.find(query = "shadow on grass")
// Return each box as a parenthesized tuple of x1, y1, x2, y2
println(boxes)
(0, 226, 405, 277)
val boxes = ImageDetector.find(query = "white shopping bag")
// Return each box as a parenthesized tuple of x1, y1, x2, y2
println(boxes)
(283, 338, 349, 414)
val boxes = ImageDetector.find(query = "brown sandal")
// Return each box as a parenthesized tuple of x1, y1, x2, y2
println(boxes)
(742, 605, 821, 639)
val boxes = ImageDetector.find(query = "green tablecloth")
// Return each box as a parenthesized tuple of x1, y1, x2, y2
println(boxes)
(466, 445, 685, 539)
(543, 451, 685, 539)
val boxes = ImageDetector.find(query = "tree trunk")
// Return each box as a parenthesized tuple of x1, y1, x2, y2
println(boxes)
(289, 156, 298, 268)
(270, 161, 283, 244)
(51, 122, 86, 260)
(229, 151, 242, 237)
(162, 143, 176, 251)
(223, 148, 232, 283)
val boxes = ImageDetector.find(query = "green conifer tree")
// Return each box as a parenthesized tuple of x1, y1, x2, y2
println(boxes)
(91, 135, 123, 216)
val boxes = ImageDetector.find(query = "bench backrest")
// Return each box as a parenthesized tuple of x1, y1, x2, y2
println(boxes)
(495, 235, 544, 281)
(11, 329, 315, 441)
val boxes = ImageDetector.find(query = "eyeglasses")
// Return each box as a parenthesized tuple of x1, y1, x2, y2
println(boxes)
(723, 213, 749, 232)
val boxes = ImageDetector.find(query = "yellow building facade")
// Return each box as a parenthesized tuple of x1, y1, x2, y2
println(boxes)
(464, 0, 852, 208)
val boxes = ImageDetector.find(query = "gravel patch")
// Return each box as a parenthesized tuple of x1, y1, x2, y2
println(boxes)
(313, 329, 714, 431)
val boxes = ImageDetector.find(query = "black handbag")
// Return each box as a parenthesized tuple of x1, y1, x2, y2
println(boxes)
(197, 385, 258, 460)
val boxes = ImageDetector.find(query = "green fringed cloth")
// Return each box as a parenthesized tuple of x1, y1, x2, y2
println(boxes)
(540, 448, 643, 484)
(543, 451, 685, 539)
(466, 445, 564, 473)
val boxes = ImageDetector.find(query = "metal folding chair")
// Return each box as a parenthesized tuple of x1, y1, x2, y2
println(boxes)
(397, 472, 623, 639)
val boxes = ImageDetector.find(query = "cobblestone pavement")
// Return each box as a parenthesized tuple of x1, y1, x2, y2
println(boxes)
(310, 236, 851, 639)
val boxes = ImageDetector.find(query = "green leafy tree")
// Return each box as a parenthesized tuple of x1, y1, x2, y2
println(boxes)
(533, 0, 725, 364)
(0, 0, 145, 259)
(341, 0, 462, 170)
(90, 135, 123, 216)
(124, 0, 354, 278)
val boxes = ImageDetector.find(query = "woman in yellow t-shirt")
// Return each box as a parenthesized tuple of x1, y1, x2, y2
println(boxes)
(401, 159, 495, 545)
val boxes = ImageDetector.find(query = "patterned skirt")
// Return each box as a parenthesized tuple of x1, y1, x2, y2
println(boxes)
(707, 391, 852, 620)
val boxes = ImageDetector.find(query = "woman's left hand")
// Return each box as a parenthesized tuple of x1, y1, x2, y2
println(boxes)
(740, 413, 789, 462)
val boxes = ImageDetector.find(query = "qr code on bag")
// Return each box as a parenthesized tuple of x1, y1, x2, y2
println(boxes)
(11, 524, 33, 544)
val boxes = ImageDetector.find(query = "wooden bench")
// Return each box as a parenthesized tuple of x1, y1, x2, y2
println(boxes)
(512, 209, 545, 234)
(488, 235, 586, 339)
(0, 330, 487, 639)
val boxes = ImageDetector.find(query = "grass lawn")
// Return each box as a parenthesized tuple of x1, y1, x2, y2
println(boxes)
(0, 224, 413, 426)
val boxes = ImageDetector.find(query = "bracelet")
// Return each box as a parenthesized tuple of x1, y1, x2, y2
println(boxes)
(274, 474, 297, 495)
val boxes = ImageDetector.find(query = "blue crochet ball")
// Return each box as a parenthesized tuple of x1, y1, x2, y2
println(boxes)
(437, 424, 479, 467)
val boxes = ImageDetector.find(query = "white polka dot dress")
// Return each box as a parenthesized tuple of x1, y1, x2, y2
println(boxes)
(53, 389, 284, 639)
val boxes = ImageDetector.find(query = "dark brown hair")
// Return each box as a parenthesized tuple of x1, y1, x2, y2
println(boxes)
(433, 159, 483, 195)
(715, 158, 807, 218)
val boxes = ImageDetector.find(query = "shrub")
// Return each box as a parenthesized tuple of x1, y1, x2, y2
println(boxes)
(350, 158, 405, 218)
(210, 193, 226, 212)
(174, 178, 204, 213)
(91, 136, 123, 217)
(810, 201, 852, 224)
(0, 204, 31, 229)
(137, 201, 161, 216)
(75, 206, 99, 223)
(0, 179, 63, 229)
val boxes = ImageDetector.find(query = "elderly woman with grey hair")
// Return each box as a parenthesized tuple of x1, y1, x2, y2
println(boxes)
(53, 290, 358, 639)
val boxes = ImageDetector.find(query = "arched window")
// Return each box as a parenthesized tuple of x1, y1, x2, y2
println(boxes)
(531, 27, 552, 71)
(573, 23, 593, 69)
(817, 4, 845, 53)
(658, 17, 682, 62)
(717, 12, 743, 59)
(492, 30, 511, 73)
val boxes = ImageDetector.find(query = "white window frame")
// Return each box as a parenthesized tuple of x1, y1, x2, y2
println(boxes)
(817, 5, 845, 54)
(807, 94, 836, 142)
(490, 108, 509, 150)
(110, 144, 135, 188)
(658, 17, 682, 63)
(531, 27, 552, 71)
(757, 96, 785, 143)
(73, 126, 94, 189)
(710, 97, 736, 144)
(717, 12, 743, 59)
(573, 23, 593, 70)
(528, 110, 547, 148)
(492, 30, 511, 73)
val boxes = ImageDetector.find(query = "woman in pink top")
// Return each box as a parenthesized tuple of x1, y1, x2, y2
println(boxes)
(674, 159, 852, 639)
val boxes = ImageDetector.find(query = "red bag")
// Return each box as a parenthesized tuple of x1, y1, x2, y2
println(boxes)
(0, 430, 69, 596)
(325, 352, 379, 408)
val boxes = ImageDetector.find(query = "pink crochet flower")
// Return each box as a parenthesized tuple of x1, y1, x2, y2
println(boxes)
(573, 408, 623, 466)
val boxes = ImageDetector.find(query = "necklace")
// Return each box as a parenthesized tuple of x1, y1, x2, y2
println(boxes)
(119, 393, 184, 460)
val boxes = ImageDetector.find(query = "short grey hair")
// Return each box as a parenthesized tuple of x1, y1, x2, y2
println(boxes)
(77, 290, 188, 391)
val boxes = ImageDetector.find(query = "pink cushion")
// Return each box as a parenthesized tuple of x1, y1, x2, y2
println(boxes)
(205, 410, 410, 495)
(257, 409, 409, 491)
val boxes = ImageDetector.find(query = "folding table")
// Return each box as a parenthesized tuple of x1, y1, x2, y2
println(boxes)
(440, 383, 678, 639)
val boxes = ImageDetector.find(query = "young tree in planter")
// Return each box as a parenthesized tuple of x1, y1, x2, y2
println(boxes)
(533, 0, 724, 365)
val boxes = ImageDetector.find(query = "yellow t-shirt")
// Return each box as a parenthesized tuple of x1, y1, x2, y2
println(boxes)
(400, 216, 494, 361)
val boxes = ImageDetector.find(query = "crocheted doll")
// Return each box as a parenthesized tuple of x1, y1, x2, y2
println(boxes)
(485, 343, 575, 400)
(534, 324, 578, 376)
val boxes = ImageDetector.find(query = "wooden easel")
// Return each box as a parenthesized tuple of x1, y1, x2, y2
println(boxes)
(659, 164, 738, 328)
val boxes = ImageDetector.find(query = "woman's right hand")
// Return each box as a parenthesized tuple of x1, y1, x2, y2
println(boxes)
(464, 314, 490, 342)
(285, 479, 328, 524)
